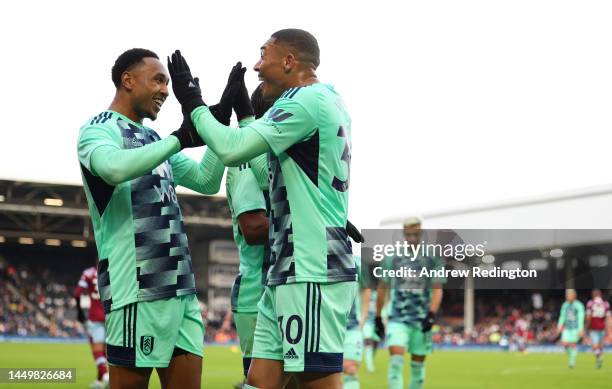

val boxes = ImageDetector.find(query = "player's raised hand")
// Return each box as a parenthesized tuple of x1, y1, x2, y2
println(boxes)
(208, 66, 242, 125)
(167, 50, 206, 114)
(229, 62, 255, 121)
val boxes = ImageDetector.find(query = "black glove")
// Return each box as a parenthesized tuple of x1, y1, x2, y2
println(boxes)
(230, 62, 255, 120)
(208, 64, 243, 125)
(375, 316, 385, 339)
(77, 308, 86, 323)
(421, 311, 435, 332)
(346, 220, 364, 243)
(171, 106, 204, 149)
(167, 50, 205, 114)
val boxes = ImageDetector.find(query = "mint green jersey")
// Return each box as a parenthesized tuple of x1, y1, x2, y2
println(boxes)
(558, 300, 585, 331)
(77, 110, 196, 313)
(250, 84, 355, 285)
(382, 254, 445, 325)
(226, 162, 271, 313)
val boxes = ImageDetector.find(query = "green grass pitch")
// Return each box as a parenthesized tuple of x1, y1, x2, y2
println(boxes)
(0, 343, 610, 388)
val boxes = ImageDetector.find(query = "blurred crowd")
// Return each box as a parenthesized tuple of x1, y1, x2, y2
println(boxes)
(0, 258, 81, 337)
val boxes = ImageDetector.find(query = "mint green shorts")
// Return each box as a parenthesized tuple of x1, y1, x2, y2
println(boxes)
(362, 322, 381, 342)
(105, 294, 204, 368)
(235, 311, 258, 375)
(386, 321, 433, 356)
(561, 329, 581, 344)
(252, 281, 357, 373)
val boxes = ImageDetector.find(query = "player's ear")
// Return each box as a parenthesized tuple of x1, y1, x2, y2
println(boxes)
(121, 71, 135, 91)
(283, 53, 296, 73)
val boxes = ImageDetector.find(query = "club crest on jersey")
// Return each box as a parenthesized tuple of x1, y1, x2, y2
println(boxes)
(140, 335, 155, 355)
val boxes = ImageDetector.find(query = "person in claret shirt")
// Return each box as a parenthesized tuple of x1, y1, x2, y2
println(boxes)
(74, 264, 108, 389)
(586, 289, 611, 369)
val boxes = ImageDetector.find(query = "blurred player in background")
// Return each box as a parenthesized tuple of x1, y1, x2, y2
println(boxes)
(342, 255, 371, 389)
(362, 284, 389, 373)
(557, 289, 585, 368)
(74, 265, 108, 389)
(375, 218, 444, 389)
(77, 48, 240, 389)
(586, 289, 610, 368)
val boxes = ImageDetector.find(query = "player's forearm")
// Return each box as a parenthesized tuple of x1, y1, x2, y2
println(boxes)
(376, 284, 388, 316)
(429, 286, 443, 313)
(192, 107, 270, 166)
(360, 288, 372, 325)
(91, 137, 180, 185)
(238, 117, 270, 190)
(176, 148, 225, 194)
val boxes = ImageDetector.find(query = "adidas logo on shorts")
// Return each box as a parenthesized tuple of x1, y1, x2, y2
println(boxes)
(284, 348, 299, 360)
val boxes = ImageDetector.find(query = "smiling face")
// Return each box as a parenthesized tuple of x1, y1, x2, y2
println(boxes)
(253, 38, 293, 100)
(122, 57, 169, 121)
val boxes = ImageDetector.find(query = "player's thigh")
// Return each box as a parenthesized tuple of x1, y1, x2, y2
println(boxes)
(278, 282, 357, 374)
(386, 321, 409, 355)
(109, 365, 152, 389)
(590, 330, 604, 346)
(246, 358, 288, 389)
(156, 352, 202, 389)
(87, 320, 106, 345)
(407, 325, 433, 356)
(295, 371, 342, 389)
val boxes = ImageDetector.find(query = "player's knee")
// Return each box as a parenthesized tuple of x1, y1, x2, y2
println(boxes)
(411, 354, 426, 362)
(343, 361, 358, 375)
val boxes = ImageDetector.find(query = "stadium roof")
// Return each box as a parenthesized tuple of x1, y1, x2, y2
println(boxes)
(0, 179, 232, 245)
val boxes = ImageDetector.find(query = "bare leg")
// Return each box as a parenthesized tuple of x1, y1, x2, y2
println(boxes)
(156, 352, 202, 389)
(108, 365, 152, 389)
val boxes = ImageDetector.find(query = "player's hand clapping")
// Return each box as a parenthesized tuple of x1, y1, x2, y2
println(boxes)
(167, 50, 206, 114)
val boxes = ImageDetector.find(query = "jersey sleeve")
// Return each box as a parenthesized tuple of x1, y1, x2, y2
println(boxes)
(228, 166, 266, 217)
(558, 303, 567, 327)
(169, 148, 224, 194)
(77, 124, 121, 174)
(248, 94, 317, 156)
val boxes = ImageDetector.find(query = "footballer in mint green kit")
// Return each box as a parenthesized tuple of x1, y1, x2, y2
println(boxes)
(376, 219, 445, 389)
(557, 289, 585, 368)
(78, 49, 241, 389)
(167, 28, 357, 388)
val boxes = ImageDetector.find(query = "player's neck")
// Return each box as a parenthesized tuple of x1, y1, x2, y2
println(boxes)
(286, 69, 319, 88)
(109, 94, 144, 124)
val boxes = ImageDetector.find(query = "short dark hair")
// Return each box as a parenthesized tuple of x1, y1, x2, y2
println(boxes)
(271, 29, 320, 69)
(111, 48, 159, 88)
(250, 83, 275, 119)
